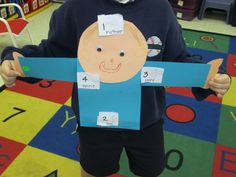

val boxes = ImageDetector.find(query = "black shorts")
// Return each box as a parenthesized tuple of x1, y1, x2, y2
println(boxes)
(78, 120, 165, 177)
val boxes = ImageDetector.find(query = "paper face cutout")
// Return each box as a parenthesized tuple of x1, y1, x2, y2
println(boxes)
(78, 21, 148, 83)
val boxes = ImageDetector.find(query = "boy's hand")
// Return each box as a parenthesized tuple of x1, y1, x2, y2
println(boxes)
(0, 60, 21, 88)
(208, 73, 231, 98)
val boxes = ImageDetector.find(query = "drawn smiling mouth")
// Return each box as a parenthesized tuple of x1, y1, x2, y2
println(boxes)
(99, 61, 122, 73)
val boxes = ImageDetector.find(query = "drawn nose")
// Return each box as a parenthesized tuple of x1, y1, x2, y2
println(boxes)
(110, 58, 114, 63)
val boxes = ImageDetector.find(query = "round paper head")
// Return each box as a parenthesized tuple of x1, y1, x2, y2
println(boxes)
(78, 21, 148, 83)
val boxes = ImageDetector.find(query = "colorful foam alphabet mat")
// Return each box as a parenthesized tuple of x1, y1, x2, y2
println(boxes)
(0, 29, 236, 177)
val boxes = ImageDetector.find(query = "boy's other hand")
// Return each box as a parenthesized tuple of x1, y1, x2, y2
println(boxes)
(208, 73, 231, 98)
(0, 60, 21, 88)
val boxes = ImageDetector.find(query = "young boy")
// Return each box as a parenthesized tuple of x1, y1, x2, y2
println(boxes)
(0, 0, 231, 176)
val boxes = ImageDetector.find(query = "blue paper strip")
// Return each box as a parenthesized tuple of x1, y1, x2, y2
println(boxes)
(18, 57, 212, 130)
(18, 57, 78, 82)
(18, 57, 211, 87)
(142, 61, 210, 87)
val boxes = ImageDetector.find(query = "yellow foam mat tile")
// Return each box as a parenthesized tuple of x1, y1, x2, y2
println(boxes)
(222, 77, 236, 107)
(0, 90, 61, 144)
(64, 97, 72, 107)
(2, 145, 81, 177)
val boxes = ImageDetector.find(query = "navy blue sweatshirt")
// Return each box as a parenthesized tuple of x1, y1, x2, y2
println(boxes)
(1, 0, 215, 129)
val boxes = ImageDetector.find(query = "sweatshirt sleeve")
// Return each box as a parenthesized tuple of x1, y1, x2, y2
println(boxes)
(0, 5, 77, 83)
(162, 9, 225, 101)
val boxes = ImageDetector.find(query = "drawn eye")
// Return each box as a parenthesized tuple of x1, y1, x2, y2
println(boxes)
(97, 46, 103, 52)
(119, 50, 125, 57)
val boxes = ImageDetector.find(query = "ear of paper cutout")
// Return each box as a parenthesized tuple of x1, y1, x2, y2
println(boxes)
(77, 21, 148, 83)
(203, 58, 223, 89)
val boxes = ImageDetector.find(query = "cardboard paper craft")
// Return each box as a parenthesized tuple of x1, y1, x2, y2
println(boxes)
(11, 19, 223, 130)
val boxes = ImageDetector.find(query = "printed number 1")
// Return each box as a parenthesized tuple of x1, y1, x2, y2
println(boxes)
(3, 107, 26, 122)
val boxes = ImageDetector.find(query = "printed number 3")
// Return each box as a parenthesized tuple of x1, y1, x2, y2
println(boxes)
(39, 80, 55, 88)
(143, 72, 148, 78)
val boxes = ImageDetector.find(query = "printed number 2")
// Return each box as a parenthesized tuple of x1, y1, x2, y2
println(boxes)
(3, 107, 26, 122)
(103, 116, 107, 121)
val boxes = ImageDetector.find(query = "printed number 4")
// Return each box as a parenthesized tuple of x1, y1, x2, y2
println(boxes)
(82, 76, 88, 82)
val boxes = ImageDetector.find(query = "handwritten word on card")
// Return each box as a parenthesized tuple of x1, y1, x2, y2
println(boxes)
(98, 14, 124, 36)
(77, 72, 100, 89)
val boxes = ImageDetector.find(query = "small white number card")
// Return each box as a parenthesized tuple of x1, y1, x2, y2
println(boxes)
(97, 112, 119, 127)
(98, 14, 124, 36)
(141, 67, 164, 84)
(77, 72, 100, 89)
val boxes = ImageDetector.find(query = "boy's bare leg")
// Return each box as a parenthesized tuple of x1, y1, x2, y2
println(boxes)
(81, 167, 95, 177)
